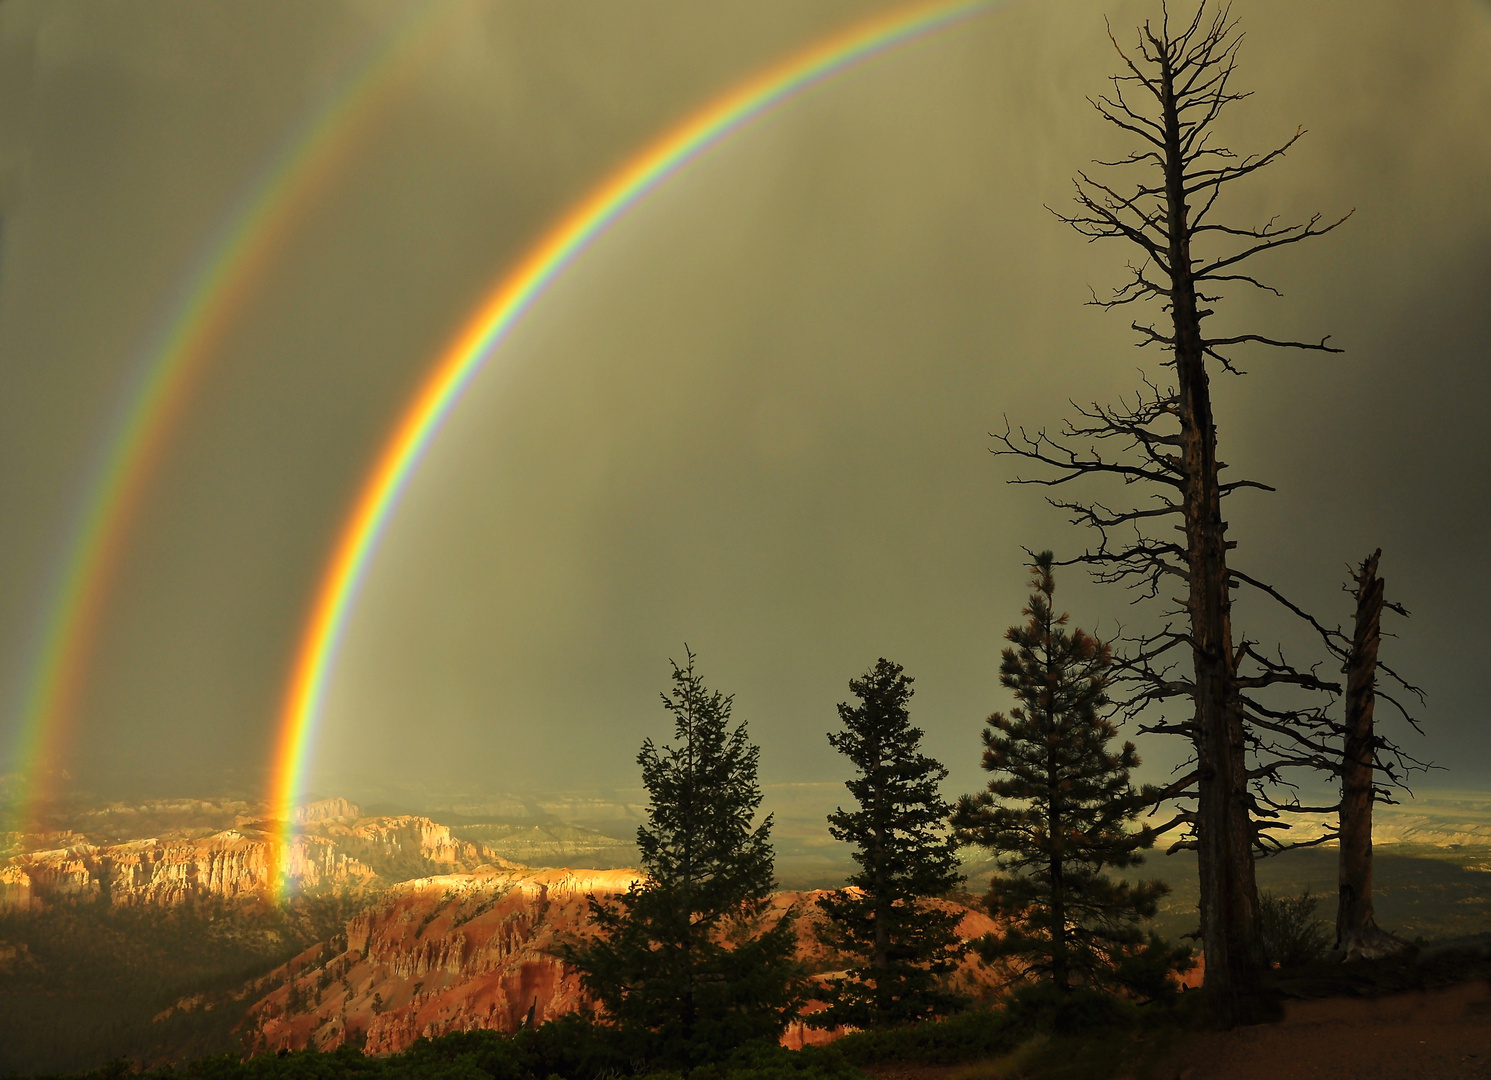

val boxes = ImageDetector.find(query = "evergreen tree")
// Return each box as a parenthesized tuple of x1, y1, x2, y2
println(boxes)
(953, 553, 1169, 993)
(813, 659, 967, 1028)
(563, 648, 803, 1069)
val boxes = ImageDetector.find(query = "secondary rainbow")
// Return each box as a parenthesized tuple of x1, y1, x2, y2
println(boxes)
(269, 0, 997, 885)
(4, 2, 457, 828)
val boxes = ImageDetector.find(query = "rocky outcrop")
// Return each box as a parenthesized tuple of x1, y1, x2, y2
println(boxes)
(242, 872, 1003, 1057)
(2, 844, 101, 906)
(245, 867, 641, 1055)
(319, 816, 478, 870)
(0, 865, 31, 909)
(0, 812, 503, 910)
(4, 831, 304, 908)
(104, 834, 273, 905)
(295, 798, 362, 825)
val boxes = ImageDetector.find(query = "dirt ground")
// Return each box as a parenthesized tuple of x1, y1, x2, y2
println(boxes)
(862, 978, 1491, 1080)
(1164, 978, 1491, 1080)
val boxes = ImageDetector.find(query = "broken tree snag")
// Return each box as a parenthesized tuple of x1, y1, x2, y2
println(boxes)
(1335, 549, 1409, 961)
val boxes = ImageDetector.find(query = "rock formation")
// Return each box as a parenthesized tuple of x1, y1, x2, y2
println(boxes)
(242, 872, 1003, 1057)
(0, 844, 98, 907)
(294, 798, 362, 825)
(0, 808, 507, 910)
(244, 866, 640, 1055)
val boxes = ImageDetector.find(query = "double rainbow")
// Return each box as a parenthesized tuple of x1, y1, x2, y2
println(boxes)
(6, 0, 457, 827)
(267, 0, 996, 887)
(269, 0, 995, 883)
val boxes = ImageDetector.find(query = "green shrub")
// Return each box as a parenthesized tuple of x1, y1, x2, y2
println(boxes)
(516, 1012, 630, 1079)
(40, 980, 1195, 1080)
(384, 1030, 531, 1080)
(1259, 890, 1331, 967)
(831, 1008, 1020, 1066)
(1112, 933, 1195, 1004)
(684, 1041, 866, 1080)
(69, 1023, 627, 1080)
(1002, 984, 1136, 1036)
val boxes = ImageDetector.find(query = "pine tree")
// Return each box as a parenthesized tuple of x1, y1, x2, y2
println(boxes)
(813, 658, 967, 1029)
(563, 648, 803, 1069)
(953, 553, 1168, 992)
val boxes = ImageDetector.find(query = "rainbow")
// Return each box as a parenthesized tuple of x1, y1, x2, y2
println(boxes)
(269, 0, 997, 888)
(4, 0, 457, 828)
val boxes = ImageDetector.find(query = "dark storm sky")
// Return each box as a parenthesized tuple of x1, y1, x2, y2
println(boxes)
(0, 0, 1487, 808)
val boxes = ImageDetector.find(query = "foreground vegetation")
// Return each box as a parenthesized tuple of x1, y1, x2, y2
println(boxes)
(19, 988, 1193, 1080)
(21, 936, 1491, 1080)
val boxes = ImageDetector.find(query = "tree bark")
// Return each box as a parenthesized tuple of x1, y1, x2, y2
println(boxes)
(1048, 719, 1068, 992)
(1158, 52, 1267, 1025)
(1335, 550, 1408, 961)
(1043, 608, 1070, 992)
(873, 817, 889, 974)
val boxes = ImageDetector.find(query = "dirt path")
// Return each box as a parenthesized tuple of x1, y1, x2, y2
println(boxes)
(860, 979, 1491, 1080)
(1167, 978, 1491, 1080)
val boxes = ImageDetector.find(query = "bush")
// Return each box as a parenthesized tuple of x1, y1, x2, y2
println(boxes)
(115, 1022, 628, 1080)
(831, 1008, 1021, 1066)
(1259, 889, 1332, 967)
(686, 1041, 867, 1080)
(1002, 983, 1135, 1036)
(516, 1012, 630, 1079)
(384, 1030, 531, 1080)
(1112, 933, 1196, 1004)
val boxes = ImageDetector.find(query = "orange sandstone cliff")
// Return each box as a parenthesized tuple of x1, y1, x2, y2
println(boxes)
(242, 871, 1002, 1056)
(244, 867, 641, 1055)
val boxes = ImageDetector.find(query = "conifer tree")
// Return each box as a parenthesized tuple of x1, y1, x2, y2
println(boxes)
(813, 659, 967, 1029)
(563, 648, 803, 1069)
(953, 553, 1168, 992)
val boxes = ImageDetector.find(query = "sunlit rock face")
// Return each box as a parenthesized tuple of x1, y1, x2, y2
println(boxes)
(0, 807, 505, 909)
(322, 816, 477, 870)
(0, 845, 100, 907)
(0, 865, 31, 909)
(105, 834, 279, 904)
(244, 867, 640, 1055)
(243, 873, 1002, 1057)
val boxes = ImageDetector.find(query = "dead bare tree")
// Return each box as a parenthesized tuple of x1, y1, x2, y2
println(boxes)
(993, 3, 1356, 1025)
(1211, 549, 1427, 955)
(1333, 551, 1421, 959)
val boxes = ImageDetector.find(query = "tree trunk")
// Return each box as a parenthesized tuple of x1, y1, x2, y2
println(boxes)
(1044, 612, 1069, 992)
(681, 704, 696, 1041)
(1335, 550, 1408, 961)
(1158, 55, 1266, 1026)
(1049, 743, 1068, 992)
(871, 738, 890, 977)
(873, 820, 889, 974)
